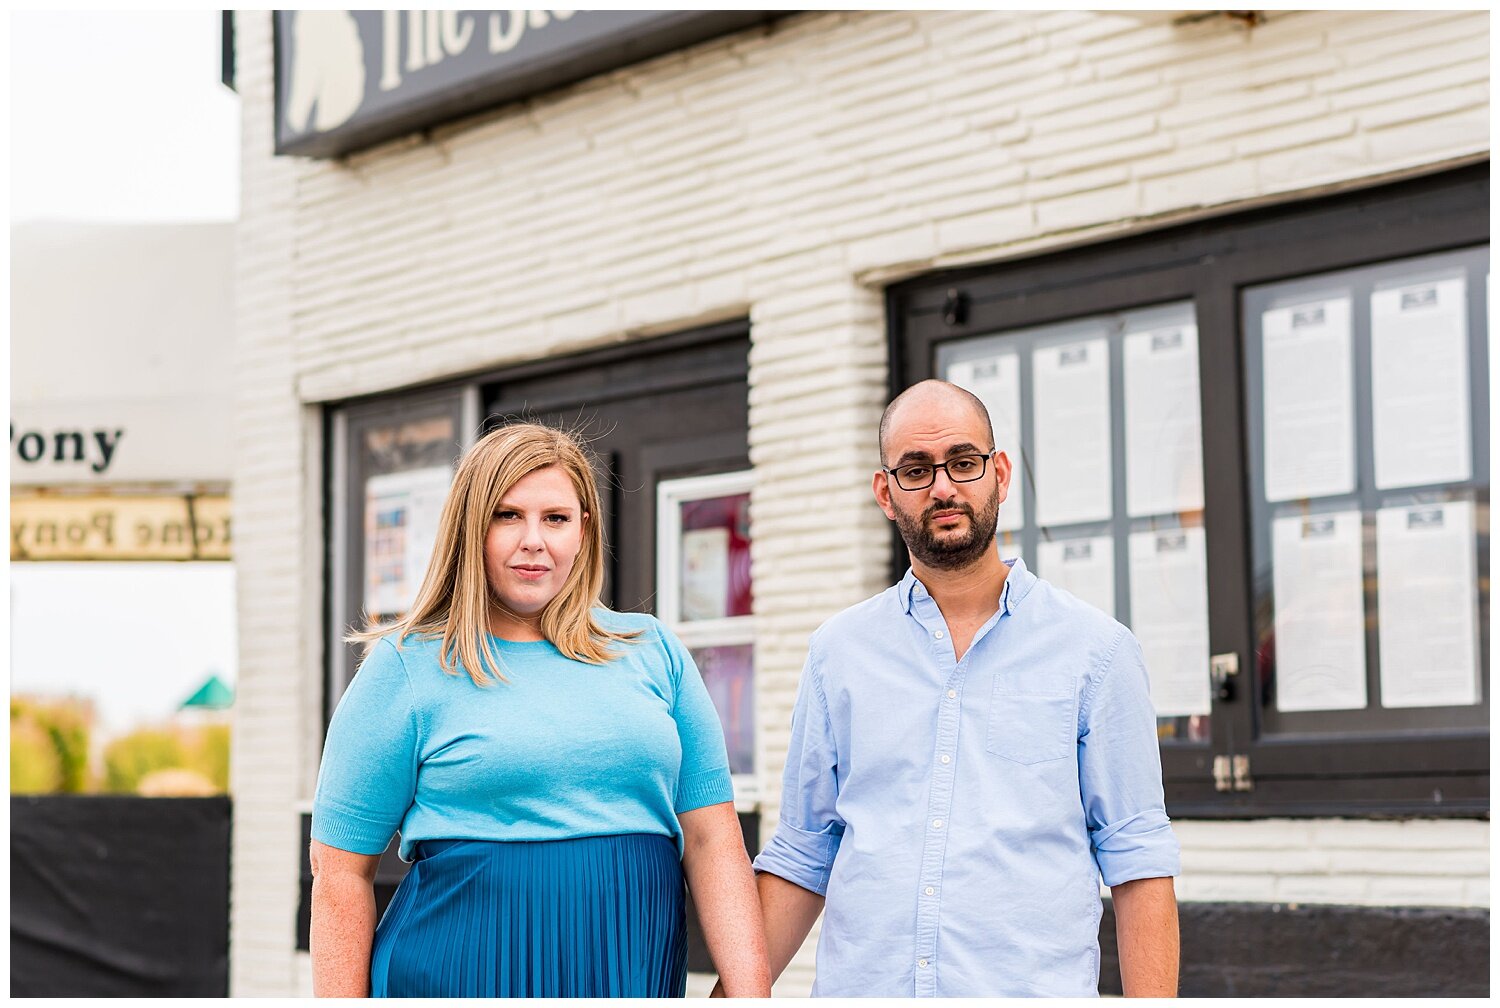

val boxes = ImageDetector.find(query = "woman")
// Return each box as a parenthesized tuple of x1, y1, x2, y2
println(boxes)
(309, 422, 771, 997)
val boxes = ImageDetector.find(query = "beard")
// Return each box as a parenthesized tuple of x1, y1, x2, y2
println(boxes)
(892, 487, 1001, 572)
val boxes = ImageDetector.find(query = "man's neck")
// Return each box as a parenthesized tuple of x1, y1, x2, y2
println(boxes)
(910, 547, 1010, 624)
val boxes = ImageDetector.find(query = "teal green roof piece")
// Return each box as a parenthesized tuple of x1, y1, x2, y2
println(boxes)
(180, 674, 234, 710)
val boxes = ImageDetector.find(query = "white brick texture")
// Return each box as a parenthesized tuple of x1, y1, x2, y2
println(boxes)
(233, 9, 1490, 997)
(231, 11, 318, 999)
(1173, 819, 1490, 909)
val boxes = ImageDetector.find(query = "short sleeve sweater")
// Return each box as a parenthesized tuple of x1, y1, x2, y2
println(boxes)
(311, 610, 734, 862)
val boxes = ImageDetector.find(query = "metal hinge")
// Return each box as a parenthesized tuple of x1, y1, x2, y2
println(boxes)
(1212, 755, 1230, 791)
(1213, 754, 1254, 792)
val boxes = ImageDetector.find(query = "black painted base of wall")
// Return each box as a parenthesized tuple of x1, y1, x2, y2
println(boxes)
(12, 796, 231, 997)
(1099, 900, 1489, 997)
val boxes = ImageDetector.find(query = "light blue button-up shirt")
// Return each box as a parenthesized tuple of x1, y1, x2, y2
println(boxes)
(753, 558, 1180, 997)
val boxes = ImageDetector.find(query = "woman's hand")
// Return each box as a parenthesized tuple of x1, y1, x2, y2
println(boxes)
(678, 802, 772, 998)
(309, 840, 383, 997)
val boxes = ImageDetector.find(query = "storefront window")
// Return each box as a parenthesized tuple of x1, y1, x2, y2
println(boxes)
(675, 492, 753, 622)
(328, 390, 471, 705)
(940, 301, 1211, 744)
(657, 474, 756, 786)
(1243, 246, 1489, 739)
(361, 440, 454, 622)
(690, 643, 754, 777)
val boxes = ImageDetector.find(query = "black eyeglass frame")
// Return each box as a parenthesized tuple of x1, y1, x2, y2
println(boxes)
(881, 450, 997, 491)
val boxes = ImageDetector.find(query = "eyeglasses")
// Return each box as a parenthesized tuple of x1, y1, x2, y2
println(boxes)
(882, 452, 994, 491)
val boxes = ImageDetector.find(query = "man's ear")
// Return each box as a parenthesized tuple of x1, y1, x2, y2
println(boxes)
(992, 451, 1013, 506)
(872, 470, 897, 521)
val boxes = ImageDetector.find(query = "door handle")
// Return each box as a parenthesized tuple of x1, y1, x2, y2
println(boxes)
(1210, 652, 1239, 703)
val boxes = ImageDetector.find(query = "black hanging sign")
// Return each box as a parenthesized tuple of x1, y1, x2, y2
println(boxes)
(274, 10, 777, 158)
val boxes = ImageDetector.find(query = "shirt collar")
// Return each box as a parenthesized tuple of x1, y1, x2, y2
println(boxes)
(899, 555, 1037, 616)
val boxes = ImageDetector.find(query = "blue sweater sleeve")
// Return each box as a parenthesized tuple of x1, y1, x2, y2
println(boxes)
(655, 620, 734, 814)
(311, 636, 421, 855)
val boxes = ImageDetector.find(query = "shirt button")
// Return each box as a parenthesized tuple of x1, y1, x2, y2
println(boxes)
(940, 754, 951, 764)
(932, 818, 944, 829)
(934, 630, 944, 639)
(946, 689, 957, 699)
(918, 959, 929, 969)
(924, 886, 935, 895)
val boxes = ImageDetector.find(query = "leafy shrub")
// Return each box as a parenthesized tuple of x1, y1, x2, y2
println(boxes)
(11, 716, 63, 793)
(43, 702, 93, 792)
(102, 722, 231, 795)
(10, 696, 92, 793)
(103, 729, 186, 794)
(186, 723, 231, 792)
(10, 694, 231, 796)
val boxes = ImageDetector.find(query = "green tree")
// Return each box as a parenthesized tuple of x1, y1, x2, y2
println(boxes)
(42, 701, 93, 792)
(103, 729, 186, 794)
(10, 696, 94, 794)
(11, 715, 63, 793)
(187, 723, 232, 792)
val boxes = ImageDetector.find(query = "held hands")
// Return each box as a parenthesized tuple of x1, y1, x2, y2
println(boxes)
(711, 975, 768, 997)
(708, 971, 771, 997)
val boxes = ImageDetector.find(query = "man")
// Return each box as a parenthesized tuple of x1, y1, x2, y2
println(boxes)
(742, 379, 1180, 997)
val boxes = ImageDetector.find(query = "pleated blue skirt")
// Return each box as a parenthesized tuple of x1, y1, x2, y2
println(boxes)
(370, 833, 687, 998)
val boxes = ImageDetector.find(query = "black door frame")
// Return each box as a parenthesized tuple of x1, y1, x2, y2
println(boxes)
(482, 319, 751, 613)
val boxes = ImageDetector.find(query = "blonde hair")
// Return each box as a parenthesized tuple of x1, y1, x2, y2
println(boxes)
(349, 422, 639, 686)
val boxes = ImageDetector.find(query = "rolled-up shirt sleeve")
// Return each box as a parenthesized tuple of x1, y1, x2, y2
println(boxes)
(1079, 627, 1181, 887)
(752, 641, 844, 896)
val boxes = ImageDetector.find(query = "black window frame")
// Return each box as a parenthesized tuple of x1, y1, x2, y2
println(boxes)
(323, 385, 473, 720)
(887, 162, 1488, 818)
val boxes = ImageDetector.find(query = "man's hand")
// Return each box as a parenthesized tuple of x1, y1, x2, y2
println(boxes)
(755, 871, 826, 985)
(1110, 875, 1179, 997)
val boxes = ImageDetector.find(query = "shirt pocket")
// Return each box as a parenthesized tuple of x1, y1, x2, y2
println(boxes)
(985, 680, 1076, 765)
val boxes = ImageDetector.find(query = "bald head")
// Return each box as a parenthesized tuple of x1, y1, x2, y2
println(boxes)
(879, 380, 994, 466)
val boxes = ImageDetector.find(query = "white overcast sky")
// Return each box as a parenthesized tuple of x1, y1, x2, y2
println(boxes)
(9, 11, 241, 737)
(12, 564, 239, 735)
(9, 9, 239, 223)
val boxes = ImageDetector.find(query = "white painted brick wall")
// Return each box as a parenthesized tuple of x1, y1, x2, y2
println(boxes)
(230, 11, 328, 999)
(233, 9, 1489, 997)
(1173, 819, 1489, 908)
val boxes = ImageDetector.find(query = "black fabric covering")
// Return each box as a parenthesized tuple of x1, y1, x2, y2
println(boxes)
(11, 796, 230, 997)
